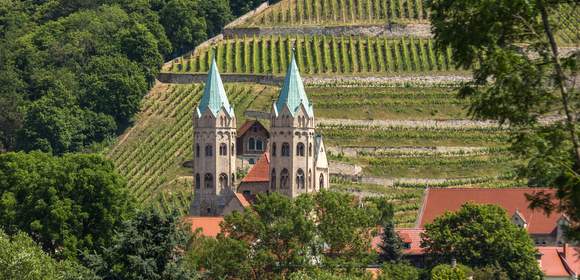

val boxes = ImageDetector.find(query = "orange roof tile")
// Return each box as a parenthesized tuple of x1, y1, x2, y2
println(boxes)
(538, 246, 580, 277)
(184, 216, 224, 237)
(418, 188, 560, 235)
(237, 120, 269, 137)
(241, 153, 270, 183)
(371, 228, 425, 256)
(234, 192, 251, 208)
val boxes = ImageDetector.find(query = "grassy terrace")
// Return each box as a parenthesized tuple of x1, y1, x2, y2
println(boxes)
(166, 35, 459, 75)
(319, 124, 510, 147)
(309, 86, 468, 120)
(242, 0, 429, 27)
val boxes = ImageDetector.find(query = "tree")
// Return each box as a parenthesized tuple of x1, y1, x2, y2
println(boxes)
(160, 0, 207, 56)
(229, 0, 263, 16)
(186, 233, 253, 279)
(430, 264, 471, 280)
(378, 220, 403, 263)
(0, 230, 97, 280)
(427, 0, 580, 239)
(421, 203, 543, 280)
(87, 208, 197, 280)
(472, 265, 509, 280)
(0, 151, 134, 259)
(379, 262, 419, 280)
(198, 0, 233, 36)
(221, 193, 316, 278)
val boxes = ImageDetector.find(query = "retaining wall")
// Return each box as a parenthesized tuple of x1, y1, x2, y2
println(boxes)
(157, 73, 284, 85)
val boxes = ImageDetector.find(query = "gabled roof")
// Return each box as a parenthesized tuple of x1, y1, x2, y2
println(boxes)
(196, 57, 234, 118)
(314, 135, 328, 169)
(234, 192, 252, 208)
(538, 246, 580, 277)
(241, 153, 270, 183)
(418, 188, 561, 235)
(184, 216, 224, 237)
(274, 52, 313, 117)
(371, 228, 425, 256)
(237, 120, 270, 138)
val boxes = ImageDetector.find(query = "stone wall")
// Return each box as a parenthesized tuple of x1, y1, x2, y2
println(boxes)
(157, 73, 284, 85)
(224, 2, 270, 29)
(223, 23, 432, 38)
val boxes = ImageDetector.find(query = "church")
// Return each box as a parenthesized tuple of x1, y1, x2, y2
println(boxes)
(190, 53, 329, 216)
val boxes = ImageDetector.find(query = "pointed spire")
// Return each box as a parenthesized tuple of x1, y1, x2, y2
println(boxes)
(196, 55, 234, 117)
(275, 50, 313, 117)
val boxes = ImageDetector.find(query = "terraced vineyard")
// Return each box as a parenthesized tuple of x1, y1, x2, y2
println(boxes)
(166, 35, 457, 75)
(105, 83, 279, 213)
(242, 0, 429, 26)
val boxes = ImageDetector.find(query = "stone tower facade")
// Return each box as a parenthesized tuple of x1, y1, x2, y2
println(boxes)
(269, 53, 329, 198)
(191, 57, 237, 216)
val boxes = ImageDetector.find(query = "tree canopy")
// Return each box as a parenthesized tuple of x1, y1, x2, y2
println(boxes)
(0, 151, 134, 259)
(421, 203, 543, 280)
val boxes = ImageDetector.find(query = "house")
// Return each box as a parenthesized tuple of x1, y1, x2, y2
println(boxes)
(236, 120, 270, 164)
(538, 245, 580, 280)
(237, 153, 270, 196)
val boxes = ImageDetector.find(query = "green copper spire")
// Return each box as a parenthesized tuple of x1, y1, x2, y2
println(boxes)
(274, 51, 313, 117)
(196, 56, 234, 117)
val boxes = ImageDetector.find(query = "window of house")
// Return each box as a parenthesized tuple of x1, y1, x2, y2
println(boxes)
(319, 174, 324, 189)
(219, 173, 228, 189)
(205, 145, 213, 157)
(272, 143, 277, 156)
(196, 144, 200, 157)
(296, 169, 305, 189)
(280, 168, 289, 189)
(249, 137, 255, 150)
(204, 173, 213, 189)
(195, 173, 200, 189)
(271, 169, 276, 190)
(296, 143, 305, 156)
(403, 242, 411, 249)
(249, 158, 255, 164)
(282, 143, 290, 157)
(256, 139, 263, 151)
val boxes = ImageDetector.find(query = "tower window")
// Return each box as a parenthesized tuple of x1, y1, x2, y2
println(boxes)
(296, 143, 305, 156)
(219, 143, 227, 156)
(272, 143, 277, 156)
(195, 173, 201, 189)
(270, 169, 276, 190)
(282, 143, 290, 157)
(219, 173, 228, 189)
(232, 173, 235, 184)
(196, 144, 200, 158)
(249, 137, 255, 150)
(319, 174, 325, 189)
(280, 168, 289, 189)
(204, 173, 213, 189)
(231, 144, 234, 155)
(296, 169, 305, 189)
(309, 143, 312, 156)
(205, 145, 213, 157)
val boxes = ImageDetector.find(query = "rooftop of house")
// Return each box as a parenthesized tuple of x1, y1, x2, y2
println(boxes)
(184, 216, 224, 238)
(234, 192, 252, 207)
(371, 228, 425, 256)
(241, 152, 270, 183)
(538, 245, 580, 277)
(237, 119, 269, 138)
(417, 188, 561, 235)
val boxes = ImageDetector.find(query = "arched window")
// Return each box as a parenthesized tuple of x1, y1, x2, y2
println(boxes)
(231, 173, 235, 184)
(309, 143, 312, 157)
(270, 169, 276, 190)
(219, 173, 228, 189)
(231, 144, 235, 155)
(282, 143, 290, 157)
(272, 143, 277, 156)
(249, 137, 255, 150)
(204, 173, 213, 189)
(296, 169, 305, 189)
(195, 173, 201, 189)
(280, 168, 289, 189)
(219, 143, 227, 156)
(296, 142, 305, 156)
(205, 145, 213, 157)
(319, 174, 324, 189)
(256, 139, 263, 151)
(196, 144, 200, 157)
(308, 169, 312, 189)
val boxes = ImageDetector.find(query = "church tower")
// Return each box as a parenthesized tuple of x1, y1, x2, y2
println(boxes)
(269, 53, 318, 198)
(191, 57, 236, 216)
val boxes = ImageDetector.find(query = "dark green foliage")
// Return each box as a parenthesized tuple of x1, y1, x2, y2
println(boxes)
(198, 0, 233, 36)
(379, 262, 420, 280)
(186, 234, 253, 279)
(230, 0, 264, 16)
(472, 265, 509, 280)
(421, 203, 543, 280)
(87, 208, 197, 280)
(378, 220, 403, 263)
(0, 230, 98, 280)
(160, 0, 207, 56)
(430, 264, 471, 280)
(0, 151, 134, 260)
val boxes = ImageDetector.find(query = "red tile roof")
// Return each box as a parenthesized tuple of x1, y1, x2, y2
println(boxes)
(184, 216, 224, 237)
(237, 120, 269, 137)
(241, 153, 270, 183)
(418, 188, 560, 235)
(234, 192, 251, 207)
(538, 246, 580, 277)
(371, 228, 425, 256)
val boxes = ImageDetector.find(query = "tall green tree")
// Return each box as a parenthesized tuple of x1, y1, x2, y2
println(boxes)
(0, 230, 97, 280)
(427, 0, 580, 238)
(378, 220, 403, 263)
(421, 203, 543, 280)
(0, 151, 134, 259)
(379, 262, 420, 280)
(160, 0, 207, 56)
(87, 208, 197, 280)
